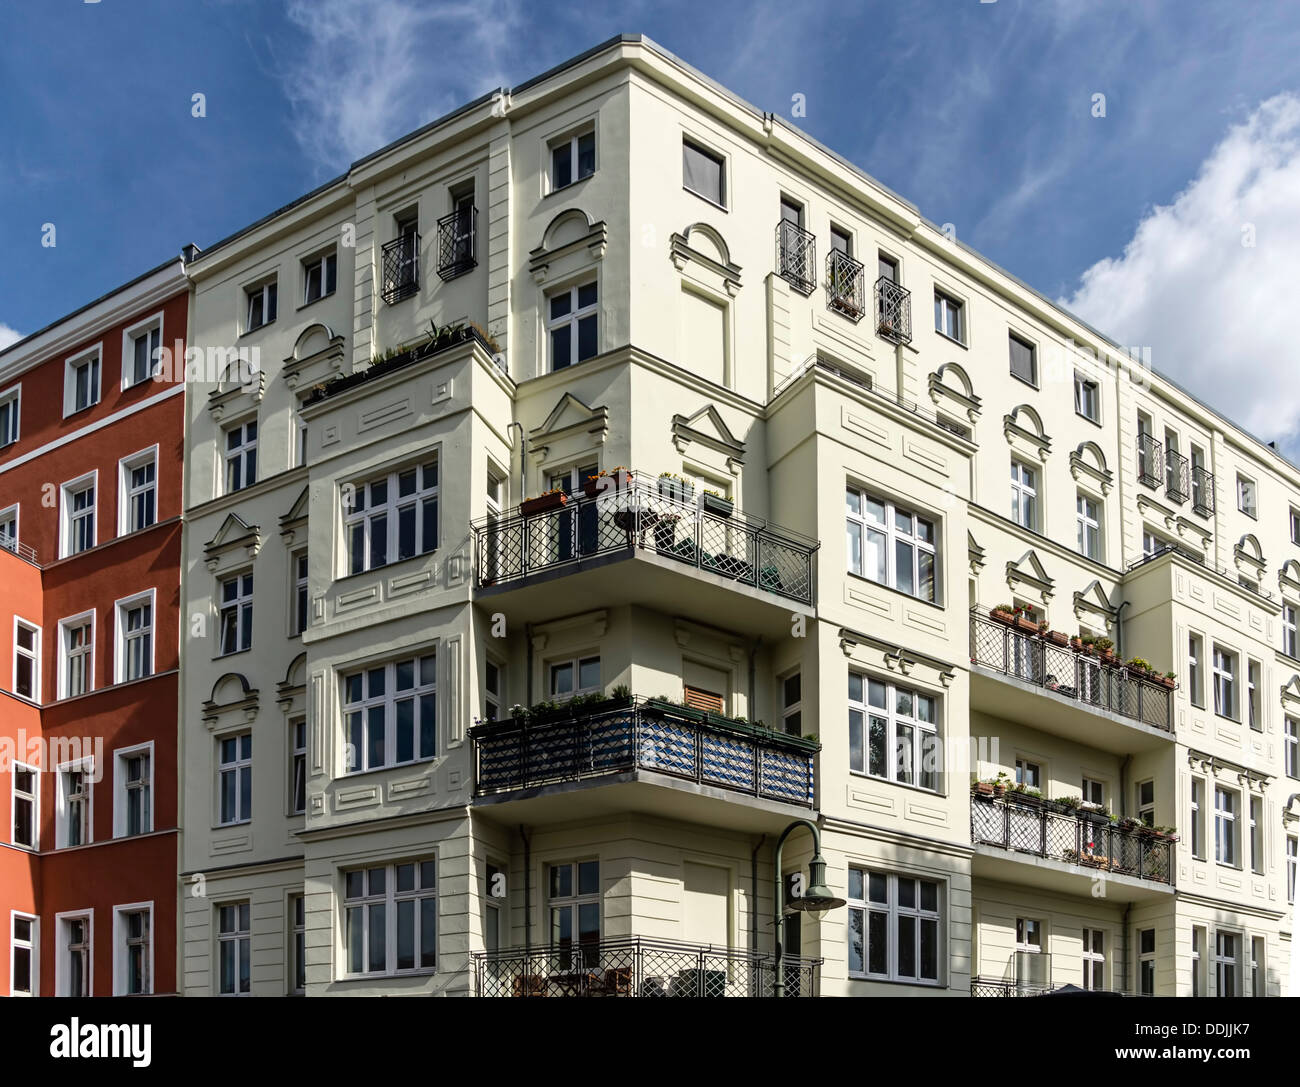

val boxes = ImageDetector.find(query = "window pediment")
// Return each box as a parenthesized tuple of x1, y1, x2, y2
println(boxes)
(1006, 549, 1054, 603)
(204, 513, 262, 571)
(670, 223, 742, 296)
(207, 356, 265, 421)
(1069, 441, 1113, 495)
(529, 210, 607, 284)
(671, 404, 745, 470)
(528, 392, 609, 460)
(280, 487, 310, 547)
(1003, 405, 1049, 461)
(203, 672, 259, 729)
(928, 363, 982, 423)
(282, 323, 346, 390)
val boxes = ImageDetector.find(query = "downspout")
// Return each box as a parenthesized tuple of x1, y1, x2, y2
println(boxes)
(520, 825, 532, 956)
(1122, 902, 1132, 994)
(750, 834, 766, 955)
(508, 421, 526, 507)
(1113, 600, 1131, 661)
(525, 622, 534, 707)
(747, 636, 763, 720)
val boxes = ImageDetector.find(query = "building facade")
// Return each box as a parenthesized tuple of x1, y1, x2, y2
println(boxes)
(0, 260, 187, 996)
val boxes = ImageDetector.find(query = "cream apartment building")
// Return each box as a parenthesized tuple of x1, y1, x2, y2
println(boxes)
(176, 34, 1297, 997)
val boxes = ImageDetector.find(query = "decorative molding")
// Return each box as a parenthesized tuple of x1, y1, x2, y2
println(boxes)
(669, 223, 742, 296)
(203, 513, 262, 570)
(206, 364, 266, 422)
(1002, 405, 1050, 461)
(1278, 560, 1300, 598)
(279, 487, 310, 546)
(1006, 549, 1055, 603)
(528, 391, 609, 458)
(927, 363, 982, 424)
(202, 673, 259, 729)
(1234, 533, 1266, 576)
(528, 211, 608, 284)
(1073, 579, 1117, 626)
(1069, 441, 1113, 496)
(671, 404, 745, 470)
(968, 530, 986, 575)
(836, 627, 957, 687)
(281, 323, 346, 390)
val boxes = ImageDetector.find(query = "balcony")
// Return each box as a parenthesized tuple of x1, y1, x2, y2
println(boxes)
(436, 206, 476, 280)
(776, 219, 816, 295)
(471, 936, 820, 997)
(472, 696, 817, 816)
(1192, 465, 1215, 516)
(968, 611, 1174, 750)
(1136, 433, 1162, 488)
(381, 231, 420, 304)
(0, 535, 39, 565)
(874, 276, 913, 346)
(970, 793, 1175, 898)
(826, 249, 865, 321)
(1165, 448, 1189, 504)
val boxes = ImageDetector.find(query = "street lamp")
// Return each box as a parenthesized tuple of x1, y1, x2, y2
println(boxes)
(773, 818, 846, 997)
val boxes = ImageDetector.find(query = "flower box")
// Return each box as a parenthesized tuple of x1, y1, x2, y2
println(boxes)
(972, 781, 995, 796)
(657, 476, 695, 503)
(701, 493, 734, 518)
(1013, 616, 1039, 634)
(520, 491, 567, 517)
(989, 608, 1017, 626)
(1044, 631, 1069, 647)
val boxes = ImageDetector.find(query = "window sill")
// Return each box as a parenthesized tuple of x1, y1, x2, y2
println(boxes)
(1010, 372, 1040, 391)
(335, 549, 438, 584)
(847, 972, 943, 988)
(544, 174, 594, 199)
(340, 755, 440, 780)
(216, 648, 254, 661)
(62, 402, 100, 421)
(846, 570, 944, 611)
(934, 329, 967, 350)
(849, 768, 944, 798)
(240, 320, 277, 339)
(297, 291, 337, 313)
(1075, 410, 1103, 428)
(683, 185, 728, 213)
(336, 968, 437, 983)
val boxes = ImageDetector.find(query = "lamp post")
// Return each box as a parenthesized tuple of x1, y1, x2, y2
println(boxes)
(773, 818, 846, 997)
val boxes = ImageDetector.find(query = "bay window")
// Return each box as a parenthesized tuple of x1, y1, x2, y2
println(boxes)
(344, 860, 437, 976)
(847, 868, 942, 984)
(345, 461, 439, 574)
(343, 653, 437, 772)
(848, 673, 940, 791)
(845, 486, 937, 602)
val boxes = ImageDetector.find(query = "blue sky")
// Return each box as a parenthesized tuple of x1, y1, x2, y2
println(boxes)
(3, 0, 1300, 452)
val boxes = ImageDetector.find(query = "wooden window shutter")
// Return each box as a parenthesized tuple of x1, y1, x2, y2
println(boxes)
(683, 685, 724, 714)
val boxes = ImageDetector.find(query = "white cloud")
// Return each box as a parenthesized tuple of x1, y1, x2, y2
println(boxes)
(0, 323, 22, 350)
(1062, 94, 1300, 454)
(281, 0, 523, 172)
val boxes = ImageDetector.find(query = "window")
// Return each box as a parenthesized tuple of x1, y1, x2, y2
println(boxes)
(1139, 928, 1156, 995)
(116, 592, 154, 682)
(61, 474, 96, 556)
(1188, 633, 1204, 707)
(1192, 927, 1206, 997)
(1016, 758, 1041, 789)
(1074, 372, 1099, 422)
(114, 906, 151, 996)
(67, 349, 100, 413)
(291, 551, 309, 636)
(1249, 936, 1264, 997)
(483, 659, 504, 723)
(781, 671, 802, 737)
(1288, 835, 1297, 904)
(549, 655, 600, 699)
(1009, 332, 1037, 385)
(1010, 460, 1038, 530)
(1212, 645, 1237, 719)
(1292, 508, 1300, 546)
(345, 462, 438, 574)
(1215, 932, 1239, 997)
(848, 674, 940, 791)
(223, 419, 258, 493)
(14, 618, 39, 700)
(1076, 492, 1101, 560)
(934, 289, 964, 343)
(11, 764, 38, 849)
(245, 279, 277, 331)
(11, 914, 37, 996)
(343, 653, 437, 773)
(1215, 787, 1238, 866)
(1191, 777, 1206, 859)
(682, 138, 725, 206)
(57, 762, 92, 848)
(303, 250, 337, 305)
(1014, 918, 1046, 988)
(1081, 776, 1104, 807)
(217, 571, 254, 656)
(1082, 929, 1105, 991)
(289, 895, 306, 995)
(547, 281, 598, 370)
(550, 126, 595, 190)
(683, 684, 723, 713)
(1286, 718, 1299, 779)
(935, 414, 970, 440)
(1236, 474, 1257, 518)
(830, 225, 852, 256)
(217, 732, 252, 825)
(113, 745, 152, 838)
(344, 860, 438, 976)
(289, 719, 306, 816)
(119, 448, 157, 534)
(878, 252, 899, 284)
(845, 487, 937, 602)
(847, 869, 942, 984)
(59, 914, 92, 997)
(1249, 795, 1263, 875)
(1247, 658, 1261, 731)
(1285, 606, 1298, 658)
(548, 860, 600, 968)
(1136, 779, 1155, 827)
(124, 320, 161, 388)
(0, 385, 18, 446)
(0, 504, 16, 552)
(217, 902, 251, 996)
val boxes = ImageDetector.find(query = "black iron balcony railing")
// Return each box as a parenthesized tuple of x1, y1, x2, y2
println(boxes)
(1165, 448, 1189, 504)
(971, 793, 1175, 885)
(471, 696, 817, 807)
(874, 276, 913, 345)
(1136, 433, 1162, 488)
(436, 206, 476, 280)
(971, 976, 1142, 997)
(381, 231, 420, 304)
(1192, 465, 1215, 516)
(826, 249, 865, 321)
(471, 936, 821, 997)
(472, 480, 817, 605)
(969, 611, 1173, 732)
(776, 219, 816, 295)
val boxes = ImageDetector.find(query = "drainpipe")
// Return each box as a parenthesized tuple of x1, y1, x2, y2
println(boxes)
(1113, 600, 1131, 661)
(1120, 754, 1132, 820)
(747, 636, 763, 720)
(1122, 902, 1132, 994)
(520, 825, 532, 956)
(508, 421, 526, 506)
(525, 622, 534, 707)
(750, 834, 766, 955)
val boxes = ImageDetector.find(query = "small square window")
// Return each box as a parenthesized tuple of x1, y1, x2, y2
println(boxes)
(1236, 474, 1257, 518)
(122, 316, 163, 389)
(303, 250, 337, 305)
(682, 138, 725, 207)
(1009, 333, 1037, 385)
(1074, 372, 1099, 422)
(934, 290, 964, 344)
(550, 127, 596, 191)
(245, 279, 278, 332)
(0, 386, 18, 447)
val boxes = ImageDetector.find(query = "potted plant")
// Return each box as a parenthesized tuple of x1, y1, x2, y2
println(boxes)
(1126, 657, 1153, 678)
(653, 511, 682, 553)
(1044, 628, 1069, 647)
(584, 466, 634, 498)
(973, 779, 995, 797)
(657, 472, 694, 504)
(1013, 609, 1039, 635)
(992, 772, 1010, 797)
(1069, 634, 1085, 651)
(1094, 636, 1115, 661)
(1054, 795, 1081, 813)
(1158, 671, 1177, 689)
(1079, 634, 1097, 656)
(700, 489, 733, 518)
(520, 488, 568, 517)
(990, 604, 1018, 625)
(1009, 784, 1043, 807)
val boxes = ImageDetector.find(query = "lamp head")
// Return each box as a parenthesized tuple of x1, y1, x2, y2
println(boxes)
(787, 854, 847, 920)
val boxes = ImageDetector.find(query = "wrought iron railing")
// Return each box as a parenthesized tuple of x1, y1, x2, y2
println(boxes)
(1192, 465, 1215, 516)
(969, 612, 1173, 732)
(874, 277, 913, 345)
(471, 936, 821, 997)
(472, 480, 817, 605)
(1165, 448, 1189, 504)
(826, 250, 865, 321)
(971, 794, 1175, 885)
(776, 220, 816, 295)
(381, 231, 420, 304)
(1136, 433, 1162, 488)
(471, 697, 817, 807)
(436, 206, 476, 280)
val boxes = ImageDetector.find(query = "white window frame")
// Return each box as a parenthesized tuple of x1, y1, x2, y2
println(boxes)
(1010, 459, 1038, 531)
(548, 654, 601, 700)
(1074, 371, 1100, 423)
(1188, 631, 1205, 708)
(289, 718, 307, 816)
(13, 615, 40, 701)
(547, 125, 596, 192)
(59, 470, 98, 557)
(1285, 605, 1298, 659)
(117, 445, 159, 535)
(1136, 778, 1155, 827)
(63, 343, 101, 416)
(0, 502, 17, 553)
(217, 569, 254, 656)
(848, 673, 941, 792)
(216, 901, 251, 996)
(244, 277, 278, 332)
(57, 610, 95, 699)
(933, 288, 965, 344)
(1286, 717, 1299, 780)
(56, 757, 95, 849)
(1192, 926, 1206, 997)
(546, 280, 599, 371)
(682, 136, 726, 208)
(846, 868, 943, 985)
(1008, 331, 1038, 386)
(780, 669, 802, 737)
(1247, 657, 1261, 731)
(291, 549, 309, 636)
(0, 383, 20, 447)
(1236, 473, 1257, 518)
(11, 763, 38, 850)
(1081, 776, 1105, 807)
(10, 911, 38, 996)
(1138, 927, 1156, 995)
(111, 902, 153, 996)
(1075, 491, 1101, 560)
(302, 248, 337, 305)
(289, 894, 306, 995)
(342, 859, 438, 977)
(343, 652, 438, 773)
(114, 589, 156, 683)
(113, 740, 154, 838)
(1215, 930, 1240, 996)
(222, 418, 258, 494)
(1190, 776, 1206, 860)
(217, 731, 252, 826)
(1081, 928, 1105, 991)
(1287, 834, 1296, 904)
(344, 460, 439, 574)
(1249, 794, 1264, 875)
(54, 910, 93, 997)
(1212, 644, 1237, 720)
(483, 657, 505, 723)
(120, 311, 164, 390)
(845, 486, 939, 603)
(1215, 786, 1239, 867)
